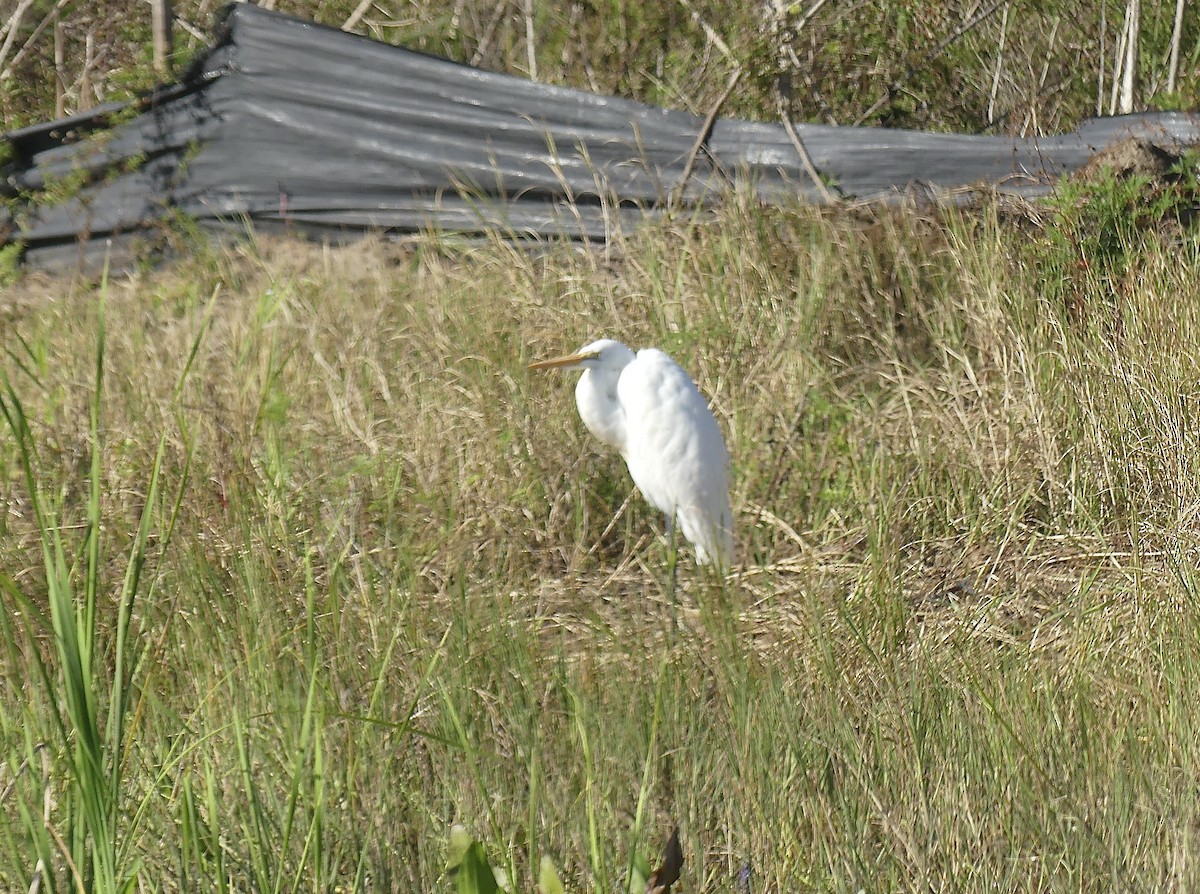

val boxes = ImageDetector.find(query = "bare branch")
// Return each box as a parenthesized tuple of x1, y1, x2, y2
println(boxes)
(78, 29, 95, 112)
(53, 14, 64, 118)
(987, 2, 1009, 124)
(796, 0, 830, 32)
(152, 0, 173, 76)
(0, 0, 71, 82)
(1167, 0, 1186, 93)
(26, 859, 44, 894)
(779, 102, 836, 204)
(342, 0, 376, 31)
(673, 67, 742, 206)
(1119, 0, 1139, 114)
(0, 0, 36, 70)
(1097, 2, 1106, 117)
(1108, 8, 1127, 114)
(523, 0, 537, 81)
(470, 0, 510, 68)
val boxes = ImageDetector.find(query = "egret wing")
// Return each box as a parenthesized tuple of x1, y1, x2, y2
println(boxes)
(617, 349, 733, 564)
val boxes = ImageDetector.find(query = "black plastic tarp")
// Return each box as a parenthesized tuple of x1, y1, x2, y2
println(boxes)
(3, 3, 1199, 271)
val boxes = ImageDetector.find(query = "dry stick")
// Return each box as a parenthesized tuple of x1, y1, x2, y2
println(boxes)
(987, 2, 1009, 124)
(676, 0, 834, 209)
(1039, 18, 1062, 92)
(771, 0, 839, 188)
(1097, 2, 1106, 117)
(342, 0, 376, 31)
(470, 0, 510, 68)
(779, 103, 836, 203)
(77, 29, 94, 112)
(53, 15, 64, 119)
(45, 822, 87, 894)
(1109, 7, 1129, 115)
(151, 0, 172, 76)
(1167, 0, 1186, 94)
(0, 744, 46, 807)
(1119, 0, 1139, 114)
(0, 0, 70, 82)
(155, 3, 204, 42)
(672, 67, 742, 208)
(0, 0, 36, 70)
(795, 0, 830, 32)
(27, 860, 44, 894)
(772, 0, 830, 66)
(523, 0, 537, 80)
(852, 0, 1007, 126)
(772, 0, 830, 103)
(668, 0, 746, 206)
(769, 0, 816, 112)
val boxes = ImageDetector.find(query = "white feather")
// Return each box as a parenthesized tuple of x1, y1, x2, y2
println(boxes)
(535, 338, 734, 566)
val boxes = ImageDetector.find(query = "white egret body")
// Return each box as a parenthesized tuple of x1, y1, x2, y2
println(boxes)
(530, 339, 733, 566)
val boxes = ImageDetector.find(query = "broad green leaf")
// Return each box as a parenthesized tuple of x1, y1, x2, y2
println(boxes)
(448, 825, 499, 894)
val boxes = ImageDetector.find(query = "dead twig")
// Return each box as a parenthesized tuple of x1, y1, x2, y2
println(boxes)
(76, 29, 95, 112)
(1097, 2, 1106, 117)
(666, 0, 743, 206)
(151, 0, 173, 76)
(672, 67, 742, 207)
(470, 0, 510, 68)
(0, 744, 46, 806)
(27, 859, 44, 894)
(159, 4, 204, 42)
(778, 98, 836, 203)
(740, 0, 837, 203)
(523, 0, 537, 80)
(1167, 0, 1185, 94)
(53, 15, 64, 119)
(1118, 0, 1139, 114)
(1108, 5, 1127, 114)
(795, 0, 830, 32)
(342, 0, 376, 31)
(987, 2, 1009, 124)
(0, 0, 71, 83)
(0, 0, 36, 72)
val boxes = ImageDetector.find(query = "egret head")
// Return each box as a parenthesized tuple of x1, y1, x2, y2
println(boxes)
(528, 339, 635, 373)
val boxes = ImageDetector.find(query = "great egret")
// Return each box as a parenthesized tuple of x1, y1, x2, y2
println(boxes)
(529, 338, 733, 566)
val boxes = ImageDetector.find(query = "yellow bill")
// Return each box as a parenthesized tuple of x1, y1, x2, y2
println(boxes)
(527, 350, 599, 371)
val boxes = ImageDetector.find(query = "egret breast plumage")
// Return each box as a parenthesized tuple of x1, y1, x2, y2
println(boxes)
(529, 338, 733, 566)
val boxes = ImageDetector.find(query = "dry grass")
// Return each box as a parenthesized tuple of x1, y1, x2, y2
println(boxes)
(4, 196, 1200, 891)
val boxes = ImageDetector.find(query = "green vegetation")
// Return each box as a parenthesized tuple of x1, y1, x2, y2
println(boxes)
(2, 1, 1199, 132)
(0, 243, 21, 287)
(5, 2, 1200, 891)
(3, 174, 1200, 889)
(1041, 145, 1200, 305)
